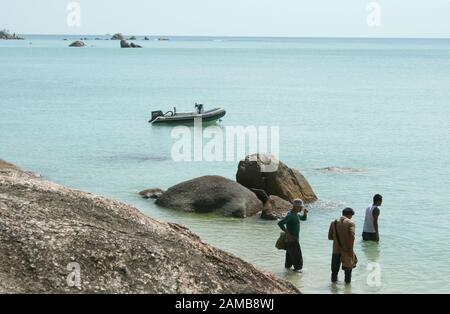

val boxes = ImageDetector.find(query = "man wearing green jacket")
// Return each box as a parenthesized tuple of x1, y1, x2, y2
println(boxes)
(277, 199, 308, 272)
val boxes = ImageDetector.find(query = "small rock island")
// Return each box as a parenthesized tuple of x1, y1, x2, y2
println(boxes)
(0, 29, 24, 40)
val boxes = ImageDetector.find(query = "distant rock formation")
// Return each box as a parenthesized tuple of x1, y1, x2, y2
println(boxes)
(0, 160, 298, 293)
(111, 33, 125, 40)
(0, 29, 24, 40)
(236, 154, 317, 203)
(155, 175, 263, 218)
(69, 40, 86, 47)
(129, 36, 136, 40)
(120, 39, 142, 48)
(144, 36, 150, 40)
(315, 167, 364, 174)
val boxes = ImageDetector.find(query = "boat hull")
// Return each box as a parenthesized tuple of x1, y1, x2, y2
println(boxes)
(150, 108, 226, 124)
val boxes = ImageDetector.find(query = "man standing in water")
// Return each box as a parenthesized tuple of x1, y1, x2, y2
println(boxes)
(328, 208, 357, 284)
(277, 199, 308, 272)
(362, 194, 383, 242)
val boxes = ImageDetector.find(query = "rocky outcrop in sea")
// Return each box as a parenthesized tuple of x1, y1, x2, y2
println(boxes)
(0, 30, 23, 40)
(69, 40, 86, 47)
(237, 154, 317, 203)
(155, 175, 263, 218)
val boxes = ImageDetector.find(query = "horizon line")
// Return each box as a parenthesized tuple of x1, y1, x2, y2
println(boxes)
(16, 33, 450, 40)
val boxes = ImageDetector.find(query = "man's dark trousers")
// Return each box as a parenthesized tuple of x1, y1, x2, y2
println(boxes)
(331, 254, 352, 283)
(285, 241, 303, 270)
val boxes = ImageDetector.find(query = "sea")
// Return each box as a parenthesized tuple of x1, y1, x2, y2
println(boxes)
(1, 35, 450, 293)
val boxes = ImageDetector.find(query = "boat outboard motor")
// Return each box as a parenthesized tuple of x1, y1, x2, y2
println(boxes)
(149, 110, 163, 123)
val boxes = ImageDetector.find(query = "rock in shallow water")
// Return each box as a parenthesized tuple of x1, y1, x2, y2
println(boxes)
(156, 175, 263, 218)
(236, 154, 318, 203)
(120, 40, 142, 48)
(69, 40, 85, 47)
(139, 188, 164, 199)
(261, 195, 292, 220)
(0, 160, 298, 293)
(111, 33, 125, 40)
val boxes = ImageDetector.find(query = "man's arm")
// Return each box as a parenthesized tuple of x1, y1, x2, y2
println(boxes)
(373, 207, 380, 242)
(328, 222, 334, 240)
(300, 209, 308, 221)
(349, 221, 356, 249)
(277, 215, 288, 232)
(278, 215, 296, 241)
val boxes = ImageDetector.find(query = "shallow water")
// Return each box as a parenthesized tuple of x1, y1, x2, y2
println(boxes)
(1, 36, 450, 293)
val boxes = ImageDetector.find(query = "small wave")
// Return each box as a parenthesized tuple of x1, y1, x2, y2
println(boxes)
(101, 154, 168, 163)
(309, 199, 347, 211)
(314, 166, 365, 174)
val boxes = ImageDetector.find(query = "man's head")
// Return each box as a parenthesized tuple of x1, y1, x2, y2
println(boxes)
(342, 207, 355, 219)
(373, 194, 383, 206)
(292, 199, 304, 213)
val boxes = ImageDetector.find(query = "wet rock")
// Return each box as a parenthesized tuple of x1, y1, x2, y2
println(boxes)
(0, 30, 24, 40)
(156, 175, 263, 218)
(111, 33, 125, 40)
(69, 40, 85, 47)
(139, 188, 164, 199)
(236, 154, 317, 203)
(120, 40, 142, 48)
(130, 42, 142, 48)
(261, 195, 292, 220)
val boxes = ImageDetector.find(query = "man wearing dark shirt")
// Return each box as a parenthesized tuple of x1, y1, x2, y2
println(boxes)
(277, 199, 308, 272)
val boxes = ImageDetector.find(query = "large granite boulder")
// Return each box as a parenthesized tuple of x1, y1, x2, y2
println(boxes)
(120, 40, 142, 48)
(236, 154, 317, 203)
(69, 40, 85, 47)
(156, 175, 263, 218)
(111, 33, 125, 40)
(0, 30, 23, 40)
(0, 160, 298, 293)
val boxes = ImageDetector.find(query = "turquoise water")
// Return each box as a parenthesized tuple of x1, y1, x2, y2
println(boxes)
(1, 36, 450, 293)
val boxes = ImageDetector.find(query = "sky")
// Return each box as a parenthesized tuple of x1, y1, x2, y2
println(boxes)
(1, 0, 450, 38)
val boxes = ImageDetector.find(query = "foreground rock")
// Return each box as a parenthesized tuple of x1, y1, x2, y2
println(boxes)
(120, 39, 142, 48)
(156, 176, 263, 218)
(69, 40, 85, 47)
(0, 161, 298, 293)
(236, 154, 317, 203)
(111, 33, 125, 40)
(0, 159, 19, 170)
(139, 188, 164, 199)
(261, 195, 292, 220)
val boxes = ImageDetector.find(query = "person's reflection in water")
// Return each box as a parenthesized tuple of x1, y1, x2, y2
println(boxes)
(329, 281, 353, 294)
(362, 239, 380, 263)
